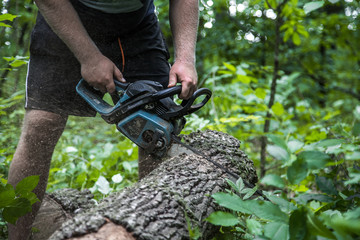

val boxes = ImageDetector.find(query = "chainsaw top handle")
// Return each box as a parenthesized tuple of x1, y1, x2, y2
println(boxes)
(159, 87, 212, 119)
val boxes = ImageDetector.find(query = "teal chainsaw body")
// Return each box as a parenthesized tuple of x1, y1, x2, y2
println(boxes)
(76, 79, 212, 157)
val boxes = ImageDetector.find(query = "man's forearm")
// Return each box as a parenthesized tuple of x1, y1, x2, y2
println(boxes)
(34, 0, 123, 93)
(169, 0, 199, 64)
(34, 0, 101, 64)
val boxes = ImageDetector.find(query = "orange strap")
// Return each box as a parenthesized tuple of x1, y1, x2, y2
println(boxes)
(117, 37, 125, 72)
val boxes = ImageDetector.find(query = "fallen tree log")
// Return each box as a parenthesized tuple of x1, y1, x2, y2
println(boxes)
(31, 130, 258, 240)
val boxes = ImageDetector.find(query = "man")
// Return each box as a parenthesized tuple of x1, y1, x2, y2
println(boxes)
(7, 0, 199, 239)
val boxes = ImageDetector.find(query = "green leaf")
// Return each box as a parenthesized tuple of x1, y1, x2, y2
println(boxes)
(315, 175, 338, 195)
(122, 161, 137, 172)
(298, 151, 331, 170)
(297, 25, 309, 38)
(346, 151, 360, 161)
(111, 173, 123, 183)
(0, 22, 12, 28)
(316, 139, 345, 148)
(251, 201, 289, 223)
(15, 175, 40, 195)
(9, 59, 28, 67)
(2, 198, 32, 224)
(246, 218, 262, 236)
(205, 211, 239, 226)
(329, 217, 360, 236)
(0, 184, 15, 208)
(344, 207, 360, 219)
(261, 174, 285, 188)
(292, 33, 301, 46)
(226, 179, 240, 193)
(287, 157, 308, 185)
(289, 207, 308, 240)
(264, 222, 289, 240)
(20, 191, 40, 205)
(271, 102, 284, 116)
(90, 176, 113, 195)
(255, 88, 267, 100)
(303, 1, 324, 14)
(344, 168, 360, 185)
(242, 186, 258, 200)
(352, 121, 360, 136)
(267, 134, 288, 151)
(226, 177, 245, 193)
(236, 177, 245, 192)
(295, 194, 333, 205)
(288, 140, 304, 153)
(75, 172, 87, 185)
(0, 13, 17, 22)
(236, 75, 252, 84)
(211, 192, 252, 214)
(266, 194, 297, 213)
(236, 66, 247, 76)
(306, 211, 336, 239)
(223, 62, 237, 73)
(267, 145, 290, 162)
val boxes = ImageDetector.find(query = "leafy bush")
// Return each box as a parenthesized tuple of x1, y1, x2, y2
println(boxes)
(202, 61, 360, 239)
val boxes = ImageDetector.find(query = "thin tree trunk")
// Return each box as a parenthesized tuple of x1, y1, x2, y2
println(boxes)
(260, 0, 288, 178)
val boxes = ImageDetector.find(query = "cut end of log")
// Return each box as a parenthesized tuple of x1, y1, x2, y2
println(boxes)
(69, 221, 136, 240)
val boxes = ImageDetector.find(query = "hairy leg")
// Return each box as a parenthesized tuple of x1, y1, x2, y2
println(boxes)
(7, 110, 68, 240)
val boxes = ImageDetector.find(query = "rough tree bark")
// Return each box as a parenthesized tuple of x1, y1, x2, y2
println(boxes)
(31, 130, 258, 240)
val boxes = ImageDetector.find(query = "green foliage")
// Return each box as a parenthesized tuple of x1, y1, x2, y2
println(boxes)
(202, 58, 360, 238)
(206, 172, 359, 239)
(47, 115, 139, 199)
(0, 175, 39, 224)
(0, 13, 17, 28)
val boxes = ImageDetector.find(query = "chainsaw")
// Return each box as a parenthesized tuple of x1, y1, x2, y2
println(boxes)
(76, 79, 212, 157)
(76, 79, 271, 200)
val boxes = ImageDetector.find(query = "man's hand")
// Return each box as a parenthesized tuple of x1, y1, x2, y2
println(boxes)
(168, 61, 197, 99)
(81, 53, 125, 94)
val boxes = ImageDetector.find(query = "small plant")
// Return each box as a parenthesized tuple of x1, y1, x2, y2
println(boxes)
(0, 175, 40, 239)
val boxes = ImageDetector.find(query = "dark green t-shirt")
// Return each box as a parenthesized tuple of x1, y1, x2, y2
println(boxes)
(79, 0, 153, 14)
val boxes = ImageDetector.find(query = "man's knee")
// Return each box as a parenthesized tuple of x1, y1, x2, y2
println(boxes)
(21, 110, 68, 143)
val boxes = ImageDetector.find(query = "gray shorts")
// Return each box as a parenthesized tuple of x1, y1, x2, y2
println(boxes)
(25, 1, 170, 116)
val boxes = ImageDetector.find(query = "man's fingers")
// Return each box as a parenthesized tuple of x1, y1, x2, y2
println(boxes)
(168, 71, 177, 88)
(81, 55, 126, 94)
(179, 81, 197, 99)
(106, 82, 116, 94)
(114, 66, 125, 83)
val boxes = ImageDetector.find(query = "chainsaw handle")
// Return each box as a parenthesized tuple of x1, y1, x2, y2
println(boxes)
(181, 88, 212, 115)
(161, 87, 212, 119)
(152, 85, 182, 99)
(114, 79, 130, 90)
(76, 79, 126, 116)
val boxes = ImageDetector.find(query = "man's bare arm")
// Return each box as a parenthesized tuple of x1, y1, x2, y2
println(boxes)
(168, 0, 199, 99)
(34, 0, 124, 93)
